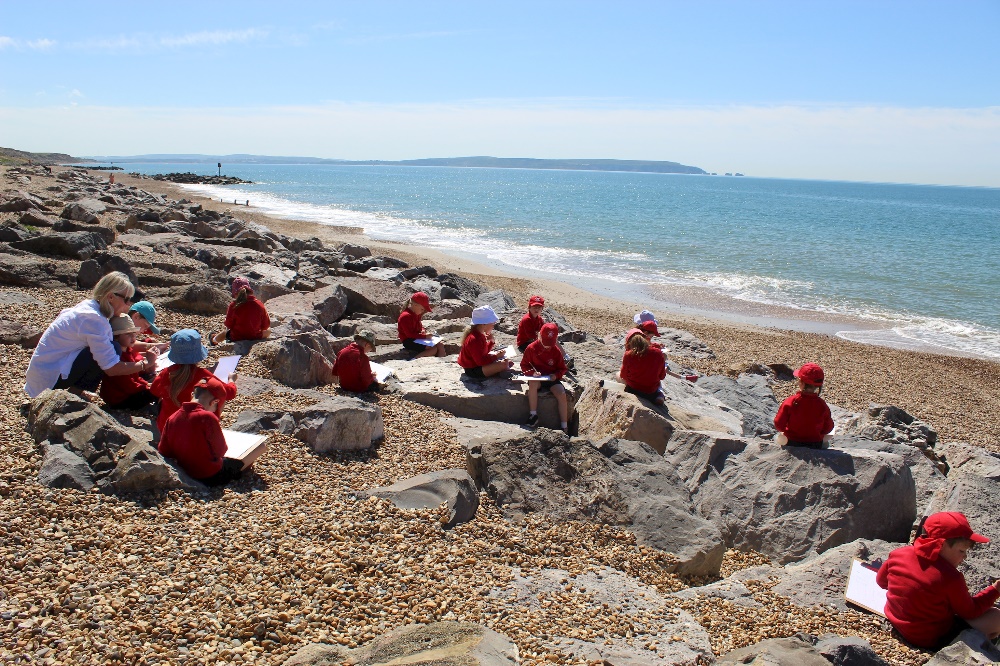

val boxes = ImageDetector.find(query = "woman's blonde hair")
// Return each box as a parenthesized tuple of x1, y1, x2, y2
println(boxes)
(92, 272, 135, 318)
(625, 331, 650, 356)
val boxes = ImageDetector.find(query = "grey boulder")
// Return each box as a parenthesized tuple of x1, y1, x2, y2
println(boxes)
(366, 469, 479, 527)
(231, 397, 384, 453)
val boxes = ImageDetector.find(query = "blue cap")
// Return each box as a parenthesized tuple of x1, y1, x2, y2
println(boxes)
(128, 301, 160, 335)
(167, 329, 208, 365)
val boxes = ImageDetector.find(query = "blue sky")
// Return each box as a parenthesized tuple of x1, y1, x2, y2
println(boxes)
(1, 1, 998, 186)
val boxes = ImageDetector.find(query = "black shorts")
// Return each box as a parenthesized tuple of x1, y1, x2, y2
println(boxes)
(530, 380, 561, 392)
(402, 338, 426, 353)
(463, 366, 486, 379)
(624, 385, 664, 403)
(517, 342, 530, 353)
(787, 440, 824, 449)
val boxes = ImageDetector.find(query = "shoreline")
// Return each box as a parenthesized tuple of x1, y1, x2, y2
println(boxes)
(117, 171, 1000, 450)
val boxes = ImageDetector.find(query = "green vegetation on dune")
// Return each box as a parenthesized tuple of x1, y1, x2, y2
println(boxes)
(0, 147, 90, 166)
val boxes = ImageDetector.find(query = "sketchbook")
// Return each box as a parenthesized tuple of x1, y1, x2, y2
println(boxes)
(412, 336, 442, 346)
(512, 374, 555, 382)
(213, 355, 241, 381)
(369, 362, 394, 382)
(222, 430, 268, 470)
(844, 559, 887, 617)
(503, 345, 518, 359)
(154, 355, 174, 373)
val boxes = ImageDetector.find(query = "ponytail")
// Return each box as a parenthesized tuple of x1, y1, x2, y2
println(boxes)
(168, 364, 195, 406)
(234, 287, 250, 307)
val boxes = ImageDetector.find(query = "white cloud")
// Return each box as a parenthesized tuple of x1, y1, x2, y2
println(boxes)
(1, 101, 997, 187)
(0, 36, 15, 49)
(69, 89, 84, 98)
(158, 28, 267, 47)
(27, 38, 56, 50)
(342, 30, 478, 46)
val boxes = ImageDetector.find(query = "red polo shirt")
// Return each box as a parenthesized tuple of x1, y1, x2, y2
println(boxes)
(157, 402, 228, 480)
(520, 341, 567, 379)
(774, 392, 834, 444)
(151, 366, 237, 432)
(100, 347, 150, 406)
(397, 308, 427, 341)
(457, 329, 494, 369)
(336, 342, 375, 392)
(516, 313, 544, 349)
(224, 296, 270, 342)
(620, 347, 666, 394)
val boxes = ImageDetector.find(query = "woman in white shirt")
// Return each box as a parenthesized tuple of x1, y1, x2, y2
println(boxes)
(24, 272, 157, 400)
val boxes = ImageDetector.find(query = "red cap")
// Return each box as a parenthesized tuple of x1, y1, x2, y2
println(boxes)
(922, 512, 989, 543)
(410, 291, 432, 311)
(638, 320, 660, 337)
(528, 295, 545, 308)
(230, 276, 251, 297)
(540, 322, 559, 345)
(194, 377, 228, 402)
(794, 363, 825, 386)
(625, 328, 645, 343)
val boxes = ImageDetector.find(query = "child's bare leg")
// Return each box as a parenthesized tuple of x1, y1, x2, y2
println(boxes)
(482, 360, 510, 377)
(968, 607, 1000, 640)
(415, 346, 437, 358)
(527, 383, 539, 412)
(435, 342, 446, 357)
(553, 384, 568, 423)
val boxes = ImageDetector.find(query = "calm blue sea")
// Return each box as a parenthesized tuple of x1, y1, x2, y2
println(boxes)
(113, 163, 1000, 360)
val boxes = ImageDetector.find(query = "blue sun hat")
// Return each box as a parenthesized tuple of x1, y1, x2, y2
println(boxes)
(167, 329, 208, 365)
(128, 301, 161, 334)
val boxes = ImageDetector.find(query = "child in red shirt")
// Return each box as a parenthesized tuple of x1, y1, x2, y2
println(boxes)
(773, 363, 834, 448)
(516, 295, 546, 352)
(336, 330, 378, 393)
(521, 322, 569, 432)
(619, 327, 666, 405)
(151, 329, 237, 432)
(877, 512, 1000, 649)
(100, 314, 159, 410)
(210, 277, 270, 345)
(397, 291, 445, 358)
(158, 377, 243, 486)
(457, 306, 513, 378)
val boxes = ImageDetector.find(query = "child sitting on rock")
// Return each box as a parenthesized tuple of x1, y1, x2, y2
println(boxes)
(773, 363, 834, 448)
(158, 377, 244, 487)
(619, 326, 666, 405)
(397, 291, 446, 358)
(128, 300, 169, 351)
(151, 329, 237, 433)
(210, 277, 270, 345)
(457, 306, 513, 378)
(516, 295, 547, 353)
(521, 322, 569, 432)
(336, 330, 378, 393)
(99, 314, 159, 410)
(877, 511, 1000, 649)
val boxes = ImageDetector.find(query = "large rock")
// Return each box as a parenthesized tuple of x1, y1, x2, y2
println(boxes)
(663, 432, 916, 563)
(105, 441, 202, 494)
(0, 318, 43, 348)
(158, 283, 231, 314)
(253, 331, 338, 388)
(53, 218, 116, 244)
(0, 253, 78, 288)
(845, 436, 947, 519)
(10, 230, 108, 260)
(718, 634, 847, 666)
(926, 629, 1000, 665)
(436, 272, 488, 304)
(461, 424, 725, 576)
(366, 469, 479, 527)
(286, 621, 517, 666)
(576, 379, 742, 454)
(37, 443, 95, 490)
(841, 403, 939, 457)
(389, 357, 582, 431)
(264, 284, 348, 326)
(697, 373, 779, 437)
(337, 276, 412, 318)
(60, 198, 107, 223)
(231, 397, 383, 452)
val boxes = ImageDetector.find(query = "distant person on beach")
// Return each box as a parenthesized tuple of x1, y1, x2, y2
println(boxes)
(877, 512, 1000, 649)
(99, 314, 159, 410)
(336, 330, 378, 393)
(773, 363, 834, 448)
(151, 329, 237, 433)
(516, 295, 546, 353)
(457, 306, 513, 378)
(521, 322, 569, 432)
(24, 272, 155, 402)
(158, 377, 244, 487)
(619, 325, 667, 405)
(210, 277, 270, 345)
(397, 292, 446, 358)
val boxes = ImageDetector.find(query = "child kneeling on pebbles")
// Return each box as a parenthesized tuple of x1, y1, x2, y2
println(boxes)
(521, 322, 569, 432)
(877, 512, 1000, 649)
(336, 330, 378, 393)
(773, 363, 834, 448)
(457, 306, 513, 378)
(158, 377, 244, 487)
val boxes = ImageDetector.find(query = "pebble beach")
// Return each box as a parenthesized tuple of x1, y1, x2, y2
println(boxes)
(2, 166, 997, 665)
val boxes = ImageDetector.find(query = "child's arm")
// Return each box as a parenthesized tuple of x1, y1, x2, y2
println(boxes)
(947, 578, 1000, 621)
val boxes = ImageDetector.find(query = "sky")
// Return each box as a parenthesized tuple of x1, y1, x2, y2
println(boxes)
(1, 1, 998, 186)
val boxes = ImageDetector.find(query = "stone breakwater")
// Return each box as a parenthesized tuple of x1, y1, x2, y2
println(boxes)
(135, 172, 253, 185)
(1, 163, 999, 665)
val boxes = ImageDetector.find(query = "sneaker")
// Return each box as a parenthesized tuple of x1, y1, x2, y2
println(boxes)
(526, 414, 538, 426)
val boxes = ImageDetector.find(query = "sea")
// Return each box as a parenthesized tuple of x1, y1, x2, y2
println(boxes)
(109, 163, 1000, 360)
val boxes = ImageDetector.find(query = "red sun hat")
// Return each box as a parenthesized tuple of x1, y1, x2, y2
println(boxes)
(410, 291, 432, 311)
(793, 363, 825, 386)
(230, 276, 251, 297)
(528, 295, 545, 308)
(922, 512, 989, 543)
(540, 322, 559, 345)
(194, 377, 228, 402)
(638, 320, 660, 337)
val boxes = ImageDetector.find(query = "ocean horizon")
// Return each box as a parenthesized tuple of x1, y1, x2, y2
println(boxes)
(111, 162, 1000, 360)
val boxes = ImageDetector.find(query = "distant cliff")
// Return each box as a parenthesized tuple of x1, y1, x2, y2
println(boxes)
(0, 147, 91, 166)
(354, 156, 707, 175)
